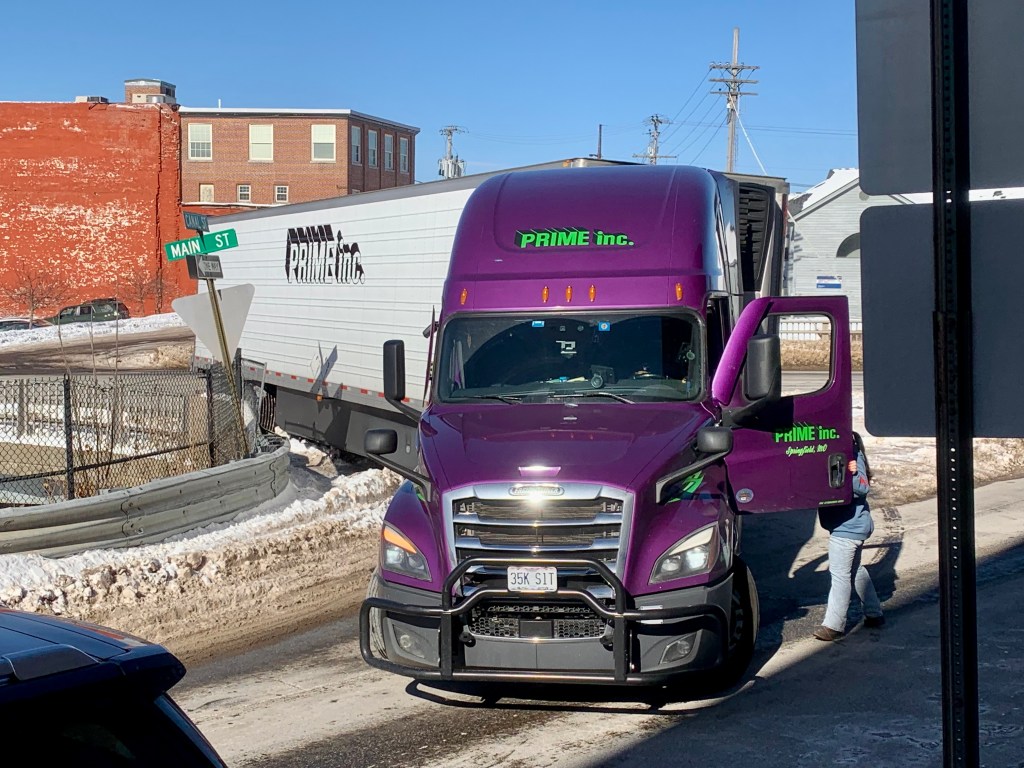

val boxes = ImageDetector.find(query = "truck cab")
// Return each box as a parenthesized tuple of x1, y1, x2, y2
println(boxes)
(360, 165, 852, 688)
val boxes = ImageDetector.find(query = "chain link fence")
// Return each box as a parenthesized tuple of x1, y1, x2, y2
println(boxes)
(0, 369, 259, 508)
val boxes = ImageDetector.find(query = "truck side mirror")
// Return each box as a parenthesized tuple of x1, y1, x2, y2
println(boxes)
(383, 340, 407, 402)
(364, 428, 398, 456)
(696, 425, 733, 455)
(383, 340, 421, 423)
(743, 334, 781, 402)
(362, 427, 433, 501)
(655, 425, 735, 504)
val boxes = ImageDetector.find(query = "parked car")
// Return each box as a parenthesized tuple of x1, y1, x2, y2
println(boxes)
(49, 299, 131, 325)
(0, 317, 52, 333)
(0, 608, 227, 766)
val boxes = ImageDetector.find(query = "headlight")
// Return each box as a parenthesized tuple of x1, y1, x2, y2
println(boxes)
(650, 524, 720, 584)
(381, 523, 431, 581)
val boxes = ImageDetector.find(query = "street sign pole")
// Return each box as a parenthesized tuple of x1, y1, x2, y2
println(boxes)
(182, 213, 249, 456)
(930, 1, 979, 765)
(206, 277, 249, 455)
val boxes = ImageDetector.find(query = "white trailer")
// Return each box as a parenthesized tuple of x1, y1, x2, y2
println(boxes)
(195, 158, 625, 466)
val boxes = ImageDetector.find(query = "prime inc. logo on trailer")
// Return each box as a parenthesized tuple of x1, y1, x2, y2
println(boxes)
(285, 225, 365, 284)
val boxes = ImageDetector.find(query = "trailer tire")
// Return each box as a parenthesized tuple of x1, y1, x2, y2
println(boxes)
(718, 557, 759, 689)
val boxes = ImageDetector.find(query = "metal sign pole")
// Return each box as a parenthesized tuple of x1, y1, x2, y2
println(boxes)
(930, 0, 979, 765)
(205, 278, 249, 456)
(185, 215, 249, 458)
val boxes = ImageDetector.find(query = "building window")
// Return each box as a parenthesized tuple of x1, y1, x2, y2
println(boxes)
(384, 134, 394, 170)
(199, 184, 214, 202)
(188, 123, 212, 160)
(368, 130, 378, 167)
(311, 124, 336, 162)
(399, 137, 409, 173)
(837, 233, 861, 259)
(238, 184, 252, 203)
(351, 126, 361, 163)
(275, 185, 288, 203)
(249, 124, 274, 162)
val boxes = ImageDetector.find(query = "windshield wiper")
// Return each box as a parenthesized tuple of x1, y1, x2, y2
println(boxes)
(460, 394, 523, 404)
(551, 391, 634, 404)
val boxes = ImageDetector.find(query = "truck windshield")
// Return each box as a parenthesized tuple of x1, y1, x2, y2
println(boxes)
(436, 312, 702, 403)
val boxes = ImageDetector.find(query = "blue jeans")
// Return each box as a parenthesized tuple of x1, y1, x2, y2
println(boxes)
(823, 534, 882, 632)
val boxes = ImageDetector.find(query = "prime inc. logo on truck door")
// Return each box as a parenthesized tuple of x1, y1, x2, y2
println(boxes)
(285, 224, 365, 284)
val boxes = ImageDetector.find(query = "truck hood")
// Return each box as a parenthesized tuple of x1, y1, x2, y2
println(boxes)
(420, 403, 711, 491)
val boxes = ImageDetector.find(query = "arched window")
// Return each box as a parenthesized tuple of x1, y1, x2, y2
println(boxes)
(837, 233, 861, 259)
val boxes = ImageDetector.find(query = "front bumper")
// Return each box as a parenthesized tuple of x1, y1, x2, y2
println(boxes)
(359, 556, 731, 685)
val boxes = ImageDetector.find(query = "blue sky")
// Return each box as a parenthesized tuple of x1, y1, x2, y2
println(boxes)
(2, 1, 858, 191)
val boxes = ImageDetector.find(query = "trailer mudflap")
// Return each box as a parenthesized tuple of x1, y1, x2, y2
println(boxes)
(358, 556, 729, 685)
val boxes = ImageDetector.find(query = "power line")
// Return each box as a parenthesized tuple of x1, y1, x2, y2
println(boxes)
(470, 123, 641, 145)
(688, 118, 727, 165)
(660, 72, 714, 144)
(737, 113, 769, 175)
(664, 120, 857, 137)
(667, 99, 722, 158)
(662, 96, 717, 151)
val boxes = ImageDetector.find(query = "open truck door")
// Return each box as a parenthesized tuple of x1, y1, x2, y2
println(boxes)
(712, 295, 853, 514)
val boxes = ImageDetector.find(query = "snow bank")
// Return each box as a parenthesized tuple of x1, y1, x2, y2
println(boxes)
(0, 312, 186, 350)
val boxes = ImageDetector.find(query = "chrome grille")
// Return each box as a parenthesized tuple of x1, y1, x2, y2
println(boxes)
(455, 498, 623, 522)
(452, 494, 625, 564)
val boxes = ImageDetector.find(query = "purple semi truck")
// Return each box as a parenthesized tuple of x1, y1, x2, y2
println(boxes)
(359, 164, 853, 687)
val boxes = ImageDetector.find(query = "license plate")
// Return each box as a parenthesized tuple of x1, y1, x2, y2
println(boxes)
(507, 566, 557, 593)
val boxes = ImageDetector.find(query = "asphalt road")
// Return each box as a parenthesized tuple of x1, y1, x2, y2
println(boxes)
(175, 476, 1024, 767)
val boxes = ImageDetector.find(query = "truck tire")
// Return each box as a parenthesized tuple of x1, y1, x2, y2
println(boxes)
(718, 557, 759, 689)
(366, 574, 389, 660)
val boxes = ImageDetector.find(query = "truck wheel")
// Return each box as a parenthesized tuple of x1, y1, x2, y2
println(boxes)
(718, 558, 759, 688)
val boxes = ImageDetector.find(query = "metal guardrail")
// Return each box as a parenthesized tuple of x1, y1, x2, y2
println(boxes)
(0, 437, 290, 557)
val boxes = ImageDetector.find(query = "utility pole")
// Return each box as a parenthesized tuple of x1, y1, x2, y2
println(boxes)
(633, 115, 676, 165)
(438, 126, 467, 179)
(710, 27, 759, 172)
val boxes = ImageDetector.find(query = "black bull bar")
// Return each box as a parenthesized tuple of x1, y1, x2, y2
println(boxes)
(359, 555, 729, 685)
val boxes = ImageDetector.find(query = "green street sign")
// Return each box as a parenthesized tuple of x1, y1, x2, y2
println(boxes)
(165, 229, 238, 261)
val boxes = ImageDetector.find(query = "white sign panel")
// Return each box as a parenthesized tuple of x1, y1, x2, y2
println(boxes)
(172, 283, 255, 363)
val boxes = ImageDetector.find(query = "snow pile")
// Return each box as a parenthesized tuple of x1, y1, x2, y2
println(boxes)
(0, 438, 401, 616)
(0, 312, 186, 350)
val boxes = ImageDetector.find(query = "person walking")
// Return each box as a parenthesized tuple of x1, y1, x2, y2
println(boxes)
(814, 431, 885, 641)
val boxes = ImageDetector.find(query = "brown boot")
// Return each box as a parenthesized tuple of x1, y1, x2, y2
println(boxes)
(814, 626, 843, 641)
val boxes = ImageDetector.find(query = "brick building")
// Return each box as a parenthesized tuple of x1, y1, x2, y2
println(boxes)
(0, 78, 419, 319)
(0, 96, 190, 318)
(180, 108, 418, 208)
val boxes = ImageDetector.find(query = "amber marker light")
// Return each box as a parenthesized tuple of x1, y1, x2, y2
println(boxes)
(565, 285, 573, 303)
(675, 283, 684, 301)
(542, 286, 550, 303)
(383, 525, 417, 553)
(589, 284, 597, 302)
(460, 288, 468, 306)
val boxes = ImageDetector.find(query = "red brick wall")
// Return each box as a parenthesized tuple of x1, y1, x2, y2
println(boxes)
(0, 102, 194, 318)
(180, 114, 416, 205)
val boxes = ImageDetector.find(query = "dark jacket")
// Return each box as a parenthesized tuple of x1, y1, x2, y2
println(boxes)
(818, 448, 874, 540)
